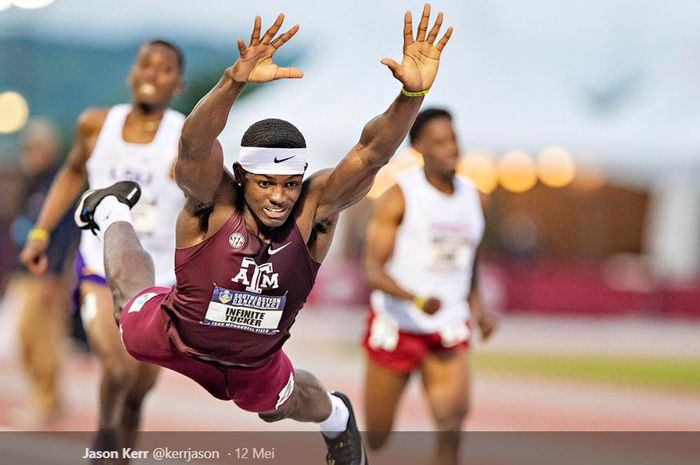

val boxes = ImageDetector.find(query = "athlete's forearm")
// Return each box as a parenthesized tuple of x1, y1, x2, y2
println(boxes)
(365, 263, 415, 302)
(357, 92, 424, 167)
(34, 165, 87, 232)
(180, 69, 245, 159)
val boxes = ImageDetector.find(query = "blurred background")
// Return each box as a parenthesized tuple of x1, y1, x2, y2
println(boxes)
(0, 0, 699, 434)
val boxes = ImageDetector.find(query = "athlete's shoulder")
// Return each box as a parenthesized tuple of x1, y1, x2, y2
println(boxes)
(377, 182, 404, 202)
(76, 107, 109, 138)
(373, 183, 405, 220)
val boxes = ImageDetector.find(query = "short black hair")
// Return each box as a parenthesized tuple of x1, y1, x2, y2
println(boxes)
(409, 108, 452, 144)
(143, 39, 185, 75)
(241, 118, 306, 148)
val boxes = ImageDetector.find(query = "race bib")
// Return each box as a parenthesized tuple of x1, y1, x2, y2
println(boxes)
(428, 236, 470, 271)
(202, 286, 286, 335)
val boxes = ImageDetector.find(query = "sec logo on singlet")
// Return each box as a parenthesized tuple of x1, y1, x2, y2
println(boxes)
(229, 232, 245, 249)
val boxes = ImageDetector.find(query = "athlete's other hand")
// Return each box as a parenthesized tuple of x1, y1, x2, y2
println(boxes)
(381, 3, 453, 92)
(476, 311, 498, 342)
(421, 297, 442, 315)
(20, 238, 49, 275)
(230, 14, 303, 84)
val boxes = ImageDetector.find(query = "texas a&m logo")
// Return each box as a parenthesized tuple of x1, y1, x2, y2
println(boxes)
(231, 258, 279, 293)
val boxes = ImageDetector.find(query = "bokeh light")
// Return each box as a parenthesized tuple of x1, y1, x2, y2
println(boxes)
(0, 91, 30, 133)
(498, 150, 537, 193)
(459, 152, 498, 194)
(537, 145, 576, 188)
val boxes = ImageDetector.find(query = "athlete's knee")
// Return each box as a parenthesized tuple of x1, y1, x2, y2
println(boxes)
(257, 397, 297, 423)
(434, 402, 469, 430)
(126, 365, 159, 400)
(102, 359, 139, 389)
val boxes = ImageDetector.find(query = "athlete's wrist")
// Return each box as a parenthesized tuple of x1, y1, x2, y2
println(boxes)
(224, 67, 248, 88)
(411, 295, 427, 310)
(27, 227, 50, 242)
(401, 87, 430, 98)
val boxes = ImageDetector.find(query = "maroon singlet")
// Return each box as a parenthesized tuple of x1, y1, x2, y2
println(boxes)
(162, 209, 321, 366)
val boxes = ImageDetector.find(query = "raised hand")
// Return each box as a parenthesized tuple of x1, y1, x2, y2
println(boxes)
(381, 3, 453, 92)
(230, 14, 303, 84)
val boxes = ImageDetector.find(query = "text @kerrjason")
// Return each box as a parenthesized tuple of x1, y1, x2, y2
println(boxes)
(84, 446, 277, 461)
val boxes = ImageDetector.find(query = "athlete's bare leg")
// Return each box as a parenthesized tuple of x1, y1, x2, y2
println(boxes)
(258, 368, 367, 464)
(16, 273, 69, 423)
(363, 358, 411, 450)
(102, 222, 155, 317)
(420, 348, 471, 465)
(257, 369, 332, 422)
(81, 282, 159, 457)
(120, 362, 160, 450)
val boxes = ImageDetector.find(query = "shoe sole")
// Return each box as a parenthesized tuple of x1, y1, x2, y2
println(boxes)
(74, 182, 141, 231)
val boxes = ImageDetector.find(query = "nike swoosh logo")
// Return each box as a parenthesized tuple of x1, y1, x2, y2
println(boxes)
(268, 242, 292, 255)
(274, 155, 295, 163)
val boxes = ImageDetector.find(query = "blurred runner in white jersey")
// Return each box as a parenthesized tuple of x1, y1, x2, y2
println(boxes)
(362, 108, 498, 465)
(20, 39, 186, 461)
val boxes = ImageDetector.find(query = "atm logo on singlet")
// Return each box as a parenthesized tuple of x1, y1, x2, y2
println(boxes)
(231, 257, 279, 293)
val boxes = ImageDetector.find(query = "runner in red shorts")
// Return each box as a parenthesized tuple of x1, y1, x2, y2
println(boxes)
(362, 108, 498, 465)
(72, 6, 453, 465)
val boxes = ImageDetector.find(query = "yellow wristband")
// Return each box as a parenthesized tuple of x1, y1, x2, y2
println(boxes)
(27, 227, 50, 242)
(412, 296, 427, 310)
(401, 87, 430, 97)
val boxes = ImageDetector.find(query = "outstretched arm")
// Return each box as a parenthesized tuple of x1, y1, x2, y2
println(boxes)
(315, 4, 452, 219)
(175, 14, 303, 205)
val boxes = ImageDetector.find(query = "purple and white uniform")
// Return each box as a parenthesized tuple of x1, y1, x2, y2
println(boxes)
(79, 104, 184, 287)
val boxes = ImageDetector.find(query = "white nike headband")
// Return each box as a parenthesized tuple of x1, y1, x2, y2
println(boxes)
(238, 147, 307, 175)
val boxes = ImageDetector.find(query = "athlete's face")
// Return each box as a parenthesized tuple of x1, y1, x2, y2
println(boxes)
(414, 117, 459, 178)
(242, 173, 304, 228)
(128, 44, 182, 108)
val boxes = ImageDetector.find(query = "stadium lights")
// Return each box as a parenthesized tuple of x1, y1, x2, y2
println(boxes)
(459, 152, 498, 194)
(0, 91, 30, 133)
(537, 145, 576, 188)
(498, 150, 537, 193)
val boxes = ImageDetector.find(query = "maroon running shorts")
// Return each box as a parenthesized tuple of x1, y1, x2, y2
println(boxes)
(119, 286, 295, 413)
(362, 310, 469, 373)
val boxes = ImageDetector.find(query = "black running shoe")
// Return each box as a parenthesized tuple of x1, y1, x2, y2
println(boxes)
(324, 392, 368, 465)
(74, 180, 141, 235)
